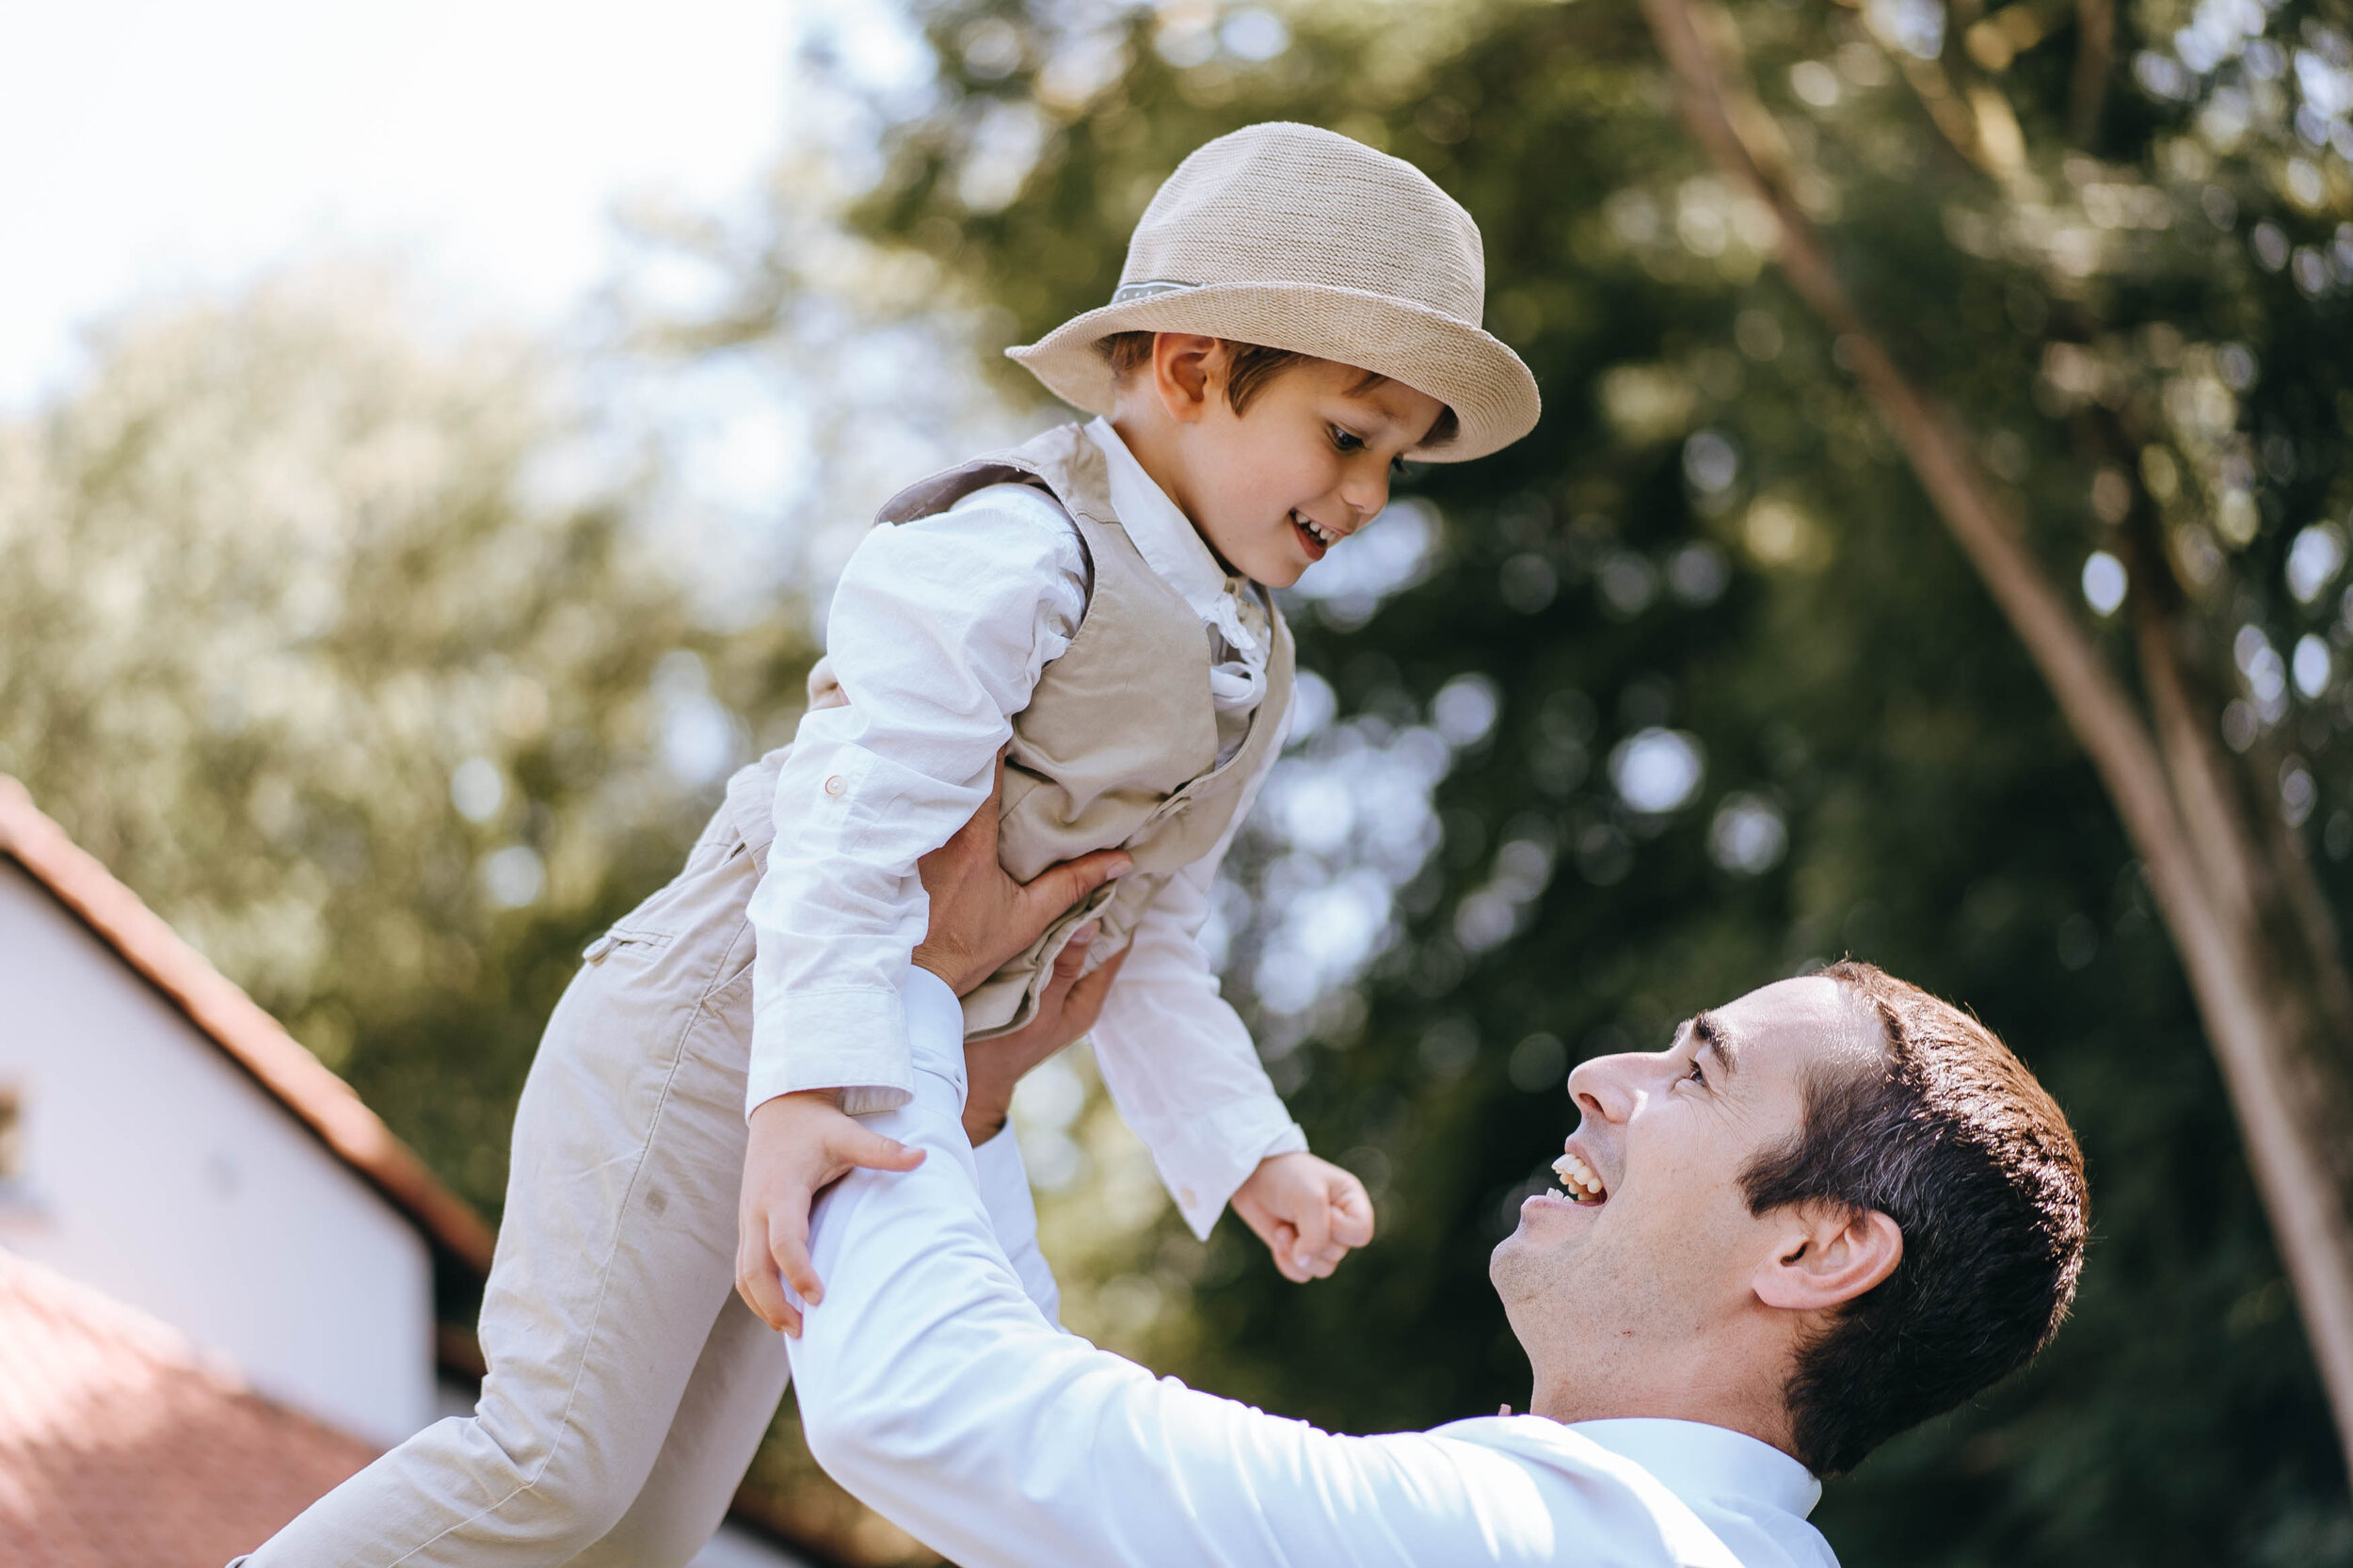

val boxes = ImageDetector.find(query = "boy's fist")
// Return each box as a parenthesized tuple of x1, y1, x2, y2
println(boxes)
(1230, 1151, 1376, 1283)
(735, 1091, 924, 1336)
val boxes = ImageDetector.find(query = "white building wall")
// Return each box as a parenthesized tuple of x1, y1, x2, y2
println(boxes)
(0, 862, 436, 1448)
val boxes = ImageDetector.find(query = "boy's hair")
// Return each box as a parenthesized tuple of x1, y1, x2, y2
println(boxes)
(1745, 960, 2089, 1477)
(1095, 331, 1461, 450)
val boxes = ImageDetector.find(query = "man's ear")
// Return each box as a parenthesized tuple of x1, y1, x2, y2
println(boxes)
(1753, 1205, 1902, 1313)
(1150, 333, 1223, 424)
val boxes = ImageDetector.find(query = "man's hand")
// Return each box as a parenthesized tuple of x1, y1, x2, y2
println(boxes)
(913, 756, 1132, 995)
(736, 1091, 924, 1337)
(1231, 1152, 1377, 1284)
(962, 925, 1130, 1145)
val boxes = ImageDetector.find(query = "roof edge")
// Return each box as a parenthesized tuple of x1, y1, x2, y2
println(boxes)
(0, 776, 496, 1275)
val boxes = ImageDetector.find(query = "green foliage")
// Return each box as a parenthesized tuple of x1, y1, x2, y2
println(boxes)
(11, 0, 2353, 1559)
(0, 269, 813, 1226)
(758, 0, 2353, 1559)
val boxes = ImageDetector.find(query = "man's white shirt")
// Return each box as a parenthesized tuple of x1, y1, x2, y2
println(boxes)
(744, 418, 1305, 1237)
(786, 967, 1840, 1568)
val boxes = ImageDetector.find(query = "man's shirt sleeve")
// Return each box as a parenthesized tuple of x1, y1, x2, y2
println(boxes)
(787, 968, 1680, 1568)
(742, 488, 1088, 1116)
(1088, 708, 1305, 1238)
(970, 1124, 1062, 1326)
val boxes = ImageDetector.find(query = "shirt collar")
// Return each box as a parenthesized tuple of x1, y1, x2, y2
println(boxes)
(1569, 1417, 1823, 1521)
(1084, 417, 1250, 627)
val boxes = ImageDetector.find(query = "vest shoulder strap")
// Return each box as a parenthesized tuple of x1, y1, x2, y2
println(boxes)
(872, 424, 1113, 530)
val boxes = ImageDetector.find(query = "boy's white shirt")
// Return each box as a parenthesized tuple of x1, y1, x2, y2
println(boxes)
(744, 418, 1307, 1239)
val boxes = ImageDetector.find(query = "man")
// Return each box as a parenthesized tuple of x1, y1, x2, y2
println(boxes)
(779, 796, 2089, 1566)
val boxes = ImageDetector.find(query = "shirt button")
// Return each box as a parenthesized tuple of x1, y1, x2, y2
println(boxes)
(824, 776, 847, 797)
(1179, 1187, 1197, 1207)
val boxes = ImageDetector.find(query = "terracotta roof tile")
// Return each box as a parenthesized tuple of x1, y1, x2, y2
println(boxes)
(0, 1253, 379, 1568)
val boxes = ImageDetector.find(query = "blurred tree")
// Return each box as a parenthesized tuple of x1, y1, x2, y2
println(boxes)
(0, 264, 812, 1235)
(0, 257, 1005, 1563)
(694, 0, 2353, 1560)
(1640, 0, 2353, 1476)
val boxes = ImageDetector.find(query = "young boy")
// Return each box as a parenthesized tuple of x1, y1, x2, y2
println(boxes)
(243, 121, 1538, 1567)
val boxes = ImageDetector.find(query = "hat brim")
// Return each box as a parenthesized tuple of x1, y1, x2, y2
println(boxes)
(1005, 282, 1540, 463)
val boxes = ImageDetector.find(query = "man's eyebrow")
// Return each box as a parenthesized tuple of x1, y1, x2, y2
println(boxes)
(1689, 1010, 1740, 1079)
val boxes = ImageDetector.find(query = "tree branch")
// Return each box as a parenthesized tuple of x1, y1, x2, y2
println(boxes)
(2072, 0, 2117, 145)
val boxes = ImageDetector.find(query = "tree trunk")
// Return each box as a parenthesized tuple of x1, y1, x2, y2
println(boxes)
(1638, 0, 2353, 1483)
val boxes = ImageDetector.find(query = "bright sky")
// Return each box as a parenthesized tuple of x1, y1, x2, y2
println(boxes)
(0, 0, 797, 412)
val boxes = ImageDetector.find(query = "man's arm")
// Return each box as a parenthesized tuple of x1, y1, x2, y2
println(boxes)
(787, 970, 1599, 1568)
(968, 1126, 1062, 1326)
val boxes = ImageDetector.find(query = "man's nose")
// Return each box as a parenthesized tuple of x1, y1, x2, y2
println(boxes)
(1565, 1052, 1637, 1124)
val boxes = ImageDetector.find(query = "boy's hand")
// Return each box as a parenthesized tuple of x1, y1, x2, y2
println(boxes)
(735, 1091, 924, 1337)
(1231, 1151, 1376, 1283)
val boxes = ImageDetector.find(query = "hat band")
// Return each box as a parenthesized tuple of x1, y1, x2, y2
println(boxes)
(1109, 279, 1202, 304)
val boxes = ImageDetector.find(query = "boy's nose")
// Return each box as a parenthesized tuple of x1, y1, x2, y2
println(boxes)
(1338, 473, 1388, 522)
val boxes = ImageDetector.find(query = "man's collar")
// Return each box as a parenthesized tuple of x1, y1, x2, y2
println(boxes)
(1083, 417, 1249, 623)
(1568, 1417, 1822, 1520)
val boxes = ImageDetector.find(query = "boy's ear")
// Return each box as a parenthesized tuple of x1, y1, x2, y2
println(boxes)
(1150, 333, 1224, 424)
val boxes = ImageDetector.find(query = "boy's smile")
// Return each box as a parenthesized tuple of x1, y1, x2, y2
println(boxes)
(1110, 336, 1448, 589)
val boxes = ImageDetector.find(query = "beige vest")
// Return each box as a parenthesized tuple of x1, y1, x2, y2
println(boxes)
(728, 423, 1295, 1040)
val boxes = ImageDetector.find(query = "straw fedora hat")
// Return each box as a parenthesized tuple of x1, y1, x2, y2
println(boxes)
(1006, 122, 1540, 463)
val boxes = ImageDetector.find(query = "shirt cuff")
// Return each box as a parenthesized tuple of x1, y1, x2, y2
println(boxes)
(970, 1120, 1026, 1201)
(1258, 1122, 1311, 1161)
(1163, 1111, 1312, 1241)
(903, 965, 968, 1097)
(745, 985, 920, 1119)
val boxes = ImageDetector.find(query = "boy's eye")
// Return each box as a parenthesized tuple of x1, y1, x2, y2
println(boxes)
(1390, 455, 1410, 476)
(1329, 425, 1367, 455)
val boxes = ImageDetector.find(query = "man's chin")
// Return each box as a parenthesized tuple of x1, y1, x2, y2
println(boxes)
(1489, 1225, 1558, 1307)
(1488, 1233, 1524, 1307)
(1491, 1198, 1599, 1299)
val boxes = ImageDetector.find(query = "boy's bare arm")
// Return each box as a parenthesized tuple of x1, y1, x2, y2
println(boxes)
(734, 760, 1131, 1336)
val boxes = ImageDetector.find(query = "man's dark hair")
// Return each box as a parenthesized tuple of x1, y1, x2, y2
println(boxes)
(1095, 331, 1460, 449)
(1741, 960, 2089, 1477)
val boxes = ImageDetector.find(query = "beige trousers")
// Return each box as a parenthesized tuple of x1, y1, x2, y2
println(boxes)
(247, 797, 791, 1566)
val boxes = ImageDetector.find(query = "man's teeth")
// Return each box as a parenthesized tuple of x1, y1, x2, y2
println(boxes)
(1294, 511, 1340, 547)
(1551, 1151, 1608, 1203)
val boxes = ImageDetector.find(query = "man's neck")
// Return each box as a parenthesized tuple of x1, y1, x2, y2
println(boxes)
(1526, 1351, 1800, 1460)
